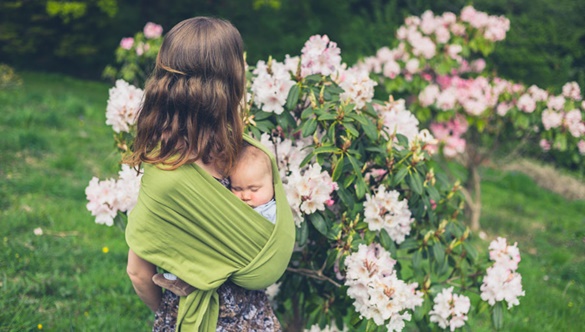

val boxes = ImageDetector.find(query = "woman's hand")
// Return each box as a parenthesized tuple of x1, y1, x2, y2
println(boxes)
(127, 249, 162, 312)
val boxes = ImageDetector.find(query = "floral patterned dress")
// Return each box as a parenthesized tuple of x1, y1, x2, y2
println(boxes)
(152, 177, 282, 332)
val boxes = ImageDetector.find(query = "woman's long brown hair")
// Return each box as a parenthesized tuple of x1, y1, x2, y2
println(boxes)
(126, 17, 245, 175)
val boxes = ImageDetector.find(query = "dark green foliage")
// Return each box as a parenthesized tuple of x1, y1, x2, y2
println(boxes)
(2, 0, 583, 91)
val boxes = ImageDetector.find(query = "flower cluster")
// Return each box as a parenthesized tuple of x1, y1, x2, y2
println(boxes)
(301, 35, 342, 77)
(480, 237, 525, 309)
(345, 243, 423, 331)
(429, 287, 471, 331)
(375, 98, 426, 146)
(251, 59, 296, 114)
(540, 82, 585, 151)
(359, 6, 509, 80)
(119, 22, 163, 55)
(336, 66, 377, 109)
(106, 79, 143, 133)
(259, 133, 311, 177)
(85, 165, 142, 226)
(363, 185, 414, 244)
(284, 163, 338, 227)
(429, 115, 468, 158)
(459, 6, 510, 41)
(420, 76, 500, 116)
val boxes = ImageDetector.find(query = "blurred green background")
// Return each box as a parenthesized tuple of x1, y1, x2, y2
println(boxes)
(1, 0, 584, 91)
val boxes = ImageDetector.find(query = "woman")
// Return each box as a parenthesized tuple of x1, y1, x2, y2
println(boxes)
(125, 17, 295, 331)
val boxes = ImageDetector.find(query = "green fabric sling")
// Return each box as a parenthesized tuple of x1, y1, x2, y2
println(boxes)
(126, 134, 295, 331)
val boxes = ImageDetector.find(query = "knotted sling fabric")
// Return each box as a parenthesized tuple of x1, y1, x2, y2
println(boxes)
(126, 134, 295, 331)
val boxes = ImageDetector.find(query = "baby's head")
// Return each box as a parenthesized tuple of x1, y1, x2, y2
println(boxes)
(230, 144, 274, 208)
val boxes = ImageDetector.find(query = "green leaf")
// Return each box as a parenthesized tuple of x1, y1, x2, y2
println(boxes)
(462, 241, 479, 263)
(318, 113, 338, 121)
(393, 166, 409, 186)
(299, 151, 315, 168)
(399, 238, 419, 251)
(347, 154, 366, 199)
(302, 117, 318, 137)
(286, 84, 301, 110)
(492, 301, 504, 330)
(344, 122, 359, 137)
(313, 145, 340, 155)
(301, 107, 316, 120)
(336, 185, 354, 207)
(254, 120, 273, 133)
(309, 212, 329, 236)
(279, 110, 298, 130)
(396, 133, 409, 147)
(113, 211, 127, 232)
(408, 171, 424, 195)
(412, 249, 422, 271)
(331, 155, 345, 181)
(432, 242, 445, 267)
(252, 111, 273, 121)
(379, 229, 397, 255)
(426, 185, 441, 202)
(363, 122, 379, 141)
(297, 221, 308, 246)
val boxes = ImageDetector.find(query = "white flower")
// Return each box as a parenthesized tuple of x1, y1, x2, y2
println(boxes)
(106, 80, 143, 133)
(85, 165, 143, 226)
(265, 282, 281, 302)
(283, 163, 337, 227)
(301, 35, 342, 77)
(364, 185, 414, 244)
(481, 237, 525, 308)
(337, 66, 377, 109)
(480, 264, 525, 309)
(33, 227, 43, 236)
(429, 287, 470, 331)
(345, 244, 422, 329)
(251, 60, 295, 114)
(376, 99, 420, 146)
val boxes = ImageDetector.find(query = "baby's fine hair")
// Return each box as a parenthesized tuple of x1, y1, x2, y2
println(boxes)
(128, 17, 246, 174)
(234, 143, 273, 178)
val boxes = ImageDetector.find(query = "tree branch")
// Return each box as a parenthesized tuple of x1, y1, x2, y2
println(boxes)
(286, 267, 342, 288)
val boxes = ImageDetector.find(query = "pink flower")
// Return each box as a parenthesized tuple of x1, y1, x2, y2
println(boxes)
(541, 109, 563, 130)
(578, 140, 585, 155)
(135, 42, 150, 56)
(120, 37, 134, 50)
(143, 22, 163, 39)
(517, 94, 536, 113)
(562, 82, 582, 101)
(471, 59, 486, 72)
(539, 139, 551, 151)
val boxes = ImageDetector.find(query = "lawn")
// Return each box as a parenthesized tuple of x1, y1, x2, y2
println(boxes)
(1, 72, 584, 331)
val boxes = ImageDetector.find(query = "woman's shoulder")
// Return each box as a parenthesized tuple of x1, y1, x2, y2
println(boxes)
(141, 163, 193, 192)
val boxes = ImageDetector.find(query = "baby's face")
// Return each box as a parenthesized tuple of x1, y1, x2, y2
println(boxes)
(230, 161, 274, 208)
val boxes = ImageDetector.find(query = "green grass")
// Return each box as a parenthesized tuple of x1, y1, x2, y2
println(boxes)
(0, 72, 152, 331)
(1, 72, 584, 331)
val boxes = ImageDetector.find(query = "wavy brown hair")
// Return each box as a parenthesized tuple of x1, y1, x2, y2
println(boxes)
(126, 17, 245, 175)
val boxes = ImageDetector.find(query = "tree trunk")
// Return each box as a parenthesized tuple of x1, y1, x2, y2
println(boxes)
(463, 165, 482, 231)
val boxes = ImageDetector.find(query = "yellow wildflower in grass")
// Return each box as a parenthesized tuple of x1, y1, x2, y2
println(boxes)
(102, 246, 109, 254)
(37, 324, 43, 329)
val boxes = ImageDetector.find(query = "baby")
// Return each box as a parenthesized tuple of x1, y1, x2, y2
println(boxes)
(152, 143, 276, 296)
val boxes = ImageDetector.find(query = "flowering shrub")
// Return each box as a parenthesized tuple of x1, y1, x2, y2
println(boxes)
(89, 11, 528, 331)
(363, 6, 585, 231)
(102, 22, 164, 86)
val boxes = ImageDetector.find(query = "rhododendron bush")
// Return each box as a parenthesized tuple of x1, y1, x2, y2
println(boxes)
(362, 6, 585, 231)
(88, 9, 533, 331)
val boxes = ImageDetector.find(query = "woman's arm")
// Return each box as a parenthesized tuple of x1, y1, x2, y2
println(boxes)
(127, 249, 162, 312)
